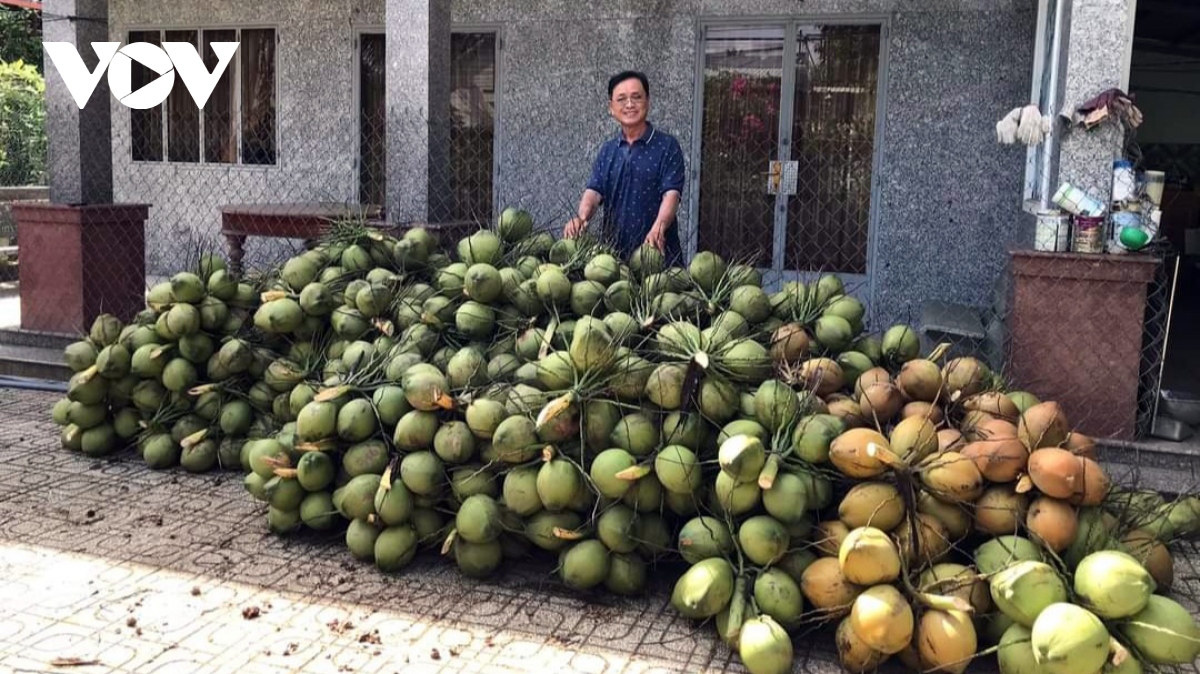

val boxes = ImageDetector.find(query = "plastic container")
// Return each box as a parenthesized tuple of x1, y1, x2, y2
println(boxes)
(1112, 159, 1136, 202)
(1143, 170, 1165, 206)
(1053, 183, 1105, 217)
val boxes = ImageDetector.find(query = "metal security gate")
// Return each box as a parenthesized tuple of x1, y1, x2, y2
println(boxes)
(691, 19, 886, 294)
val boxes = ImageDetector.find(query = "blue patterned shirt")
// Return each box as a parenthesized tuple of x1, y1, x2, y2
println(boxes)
(586, 122, 686, 265)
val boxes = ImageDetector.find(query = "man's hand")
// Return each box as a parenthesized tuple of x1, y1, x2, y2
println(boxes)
(564, 217, 587, 239)
(644, 223, 666, 251)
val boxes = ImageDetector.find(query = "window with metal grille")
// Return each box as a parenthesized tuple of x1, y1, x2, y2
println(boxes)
(128, 27, 276, 166)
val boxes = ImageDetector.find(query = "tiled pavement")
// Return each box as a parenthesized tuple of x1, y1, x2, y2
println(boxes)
(0, 389, 851, 674)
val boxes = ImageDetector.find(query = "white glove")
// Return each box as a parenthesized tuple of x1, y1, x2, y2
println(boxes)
(996, 107, 1021, 144)
(1016, 105, 1047, 146)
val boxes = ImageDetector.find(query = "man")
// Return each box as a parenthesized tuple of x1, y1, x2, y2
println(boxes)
(564, 71, 686, 266)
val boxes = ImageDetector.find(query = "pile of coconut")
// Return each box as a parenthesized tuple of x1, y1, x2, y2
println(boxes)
(50, 210, 1200, 674)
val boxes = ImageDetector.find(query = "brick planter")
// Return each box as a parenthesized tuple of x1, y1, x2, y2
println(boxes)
(1007, 250, 1158, 440)
(11, 203, 149, 334)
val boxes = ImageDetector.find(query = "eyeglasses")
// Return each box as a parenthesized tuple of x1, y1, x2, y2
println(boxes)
(613, 94, 646, 108)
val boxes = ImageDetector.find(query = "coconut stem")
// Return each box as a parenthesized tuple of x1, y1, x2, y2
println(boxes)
(440, 529, 457, 555)
(724, 576, 747, 643)
(757, 454, 780, 490)
(615, 464, 652, 481)
(914, 592, 973, 613)
(1109, 637, 1130, 667)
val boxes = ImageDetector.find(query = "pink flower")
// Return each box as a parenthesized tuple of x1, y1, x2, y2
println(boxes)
(731, 76, 749, 99)
(740, 113, 764, 139)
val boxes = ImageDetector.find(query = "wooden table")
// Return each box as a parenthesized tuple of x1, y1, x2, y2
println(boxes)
(220, 202, 383, 276)
(220, 203, 479, 275)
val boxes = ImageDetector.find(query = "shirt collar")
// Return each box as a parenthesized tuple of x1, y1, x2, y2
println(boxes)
(617, 121, 655, 146)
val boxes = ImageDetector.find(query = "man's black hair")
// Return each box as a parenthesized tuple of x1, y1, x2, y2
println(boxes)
(608, 70, 649, 99)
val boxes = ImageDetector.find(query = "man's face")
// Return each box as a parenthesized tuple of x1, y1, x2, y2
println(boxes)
(610, 77, 649, 127)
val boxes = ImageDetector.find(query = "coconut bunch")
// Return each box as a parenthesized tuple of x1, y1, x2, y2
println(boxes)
(51, 253, 265, 470)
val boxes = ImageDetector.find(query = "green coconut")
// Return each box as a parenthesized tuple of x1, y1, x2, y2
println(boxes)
(399, 451, 444, 496)
(719, 339, 772, 382)
(254, 298, 304, 334)
(336, 398, 378, 443)
(655, 445, 702, 495)
(609, 412, 661, 457)
(603, 552, 647, 596)
(537, 458, 583, 512)
(345, 518, 380, 561)
(671, 557, 735, 619)
(791, 414, 844, 464)
(989, 560, 1068, 626)
(337, 474, 382, 520)
(753, 568, 805, 630)
(688, 251, 727, 293)
(1073, 550, 1155, 619)
(1030, 603, 1110, 674)
(62, 341, 97, 373)
(141, 434, 180, 469)
(455, 538, 504, 578)
(596, 504, 641, 553)
(296, 451, 335, 492)
(762, 471, 813, 524)
(881, 324, 920, 365)
(997, 624, 1041, 674)
(754, 379, 800, 433)
(559, 539, 610, 590)
(645, 363, 688, 410)
(713, 471, 761, 517)
(458, 230, 503, 265)
(299, 492, 337, 530)
(342, 440, 389, 477)
(1120, 595, 1200, 665)
(535, 265, 572, 308)
(372, 525, 420, 566)
(492, 415, 539, 463)
(589, 448, 638, 500)
(718, 435, 766, 482)
(975, 535, 1044, 575)
(739, 516, 790, 566)
(677, 516, 734, 565)
(455, 494, 503, 544)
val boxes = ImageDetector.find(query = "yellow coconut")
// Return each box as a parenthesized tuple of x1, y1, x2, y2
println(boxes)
(960, 434, 1028, 483)
(1069, 457, 1110, 507)
(800, 357, 844, 396)
(962, 391, 1020, 423)
(937, 429, 965, 454)
(1025, 497, 1078, 553)
(859, 382, 904, 425)
(815, 519, 852, 557)
(1065, 432, 1097, 459)
(917, 609, 977, 674)
(890, 415, 939, 463)
(917, 491, 972, 541)
(839, 482, 906, 531)
(973, 485, 1029, 536)
(902, 401, 945, 425)
(839, 527, 902, 585)
(1026, 448, 1082, 499)
(800, 556, 863, 617)
(836, 616, 890, 673)
(827, 396, 867, 429)
(921, 452, 985, 503)
(896, 513, 951, 567)
(829, 428, 890, 479)
(1018, 401, 1070, 450)
(896, 359, 944, 402)
(919, 563, 991, 614)
(854, 367, 891, 398)
(1121, 529, 1174, 591)
(849, 584, 914, 655)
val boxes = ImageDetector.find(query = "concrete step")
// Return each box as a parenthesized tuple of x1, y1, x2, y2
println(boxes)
(1097, 436, 1200, 496)
(0, 343, 71, 381)
(0, 327, 76, 351)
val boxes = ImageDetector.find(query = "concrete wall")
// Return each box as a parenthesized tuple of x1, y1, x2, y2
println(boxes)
(107, 0, 1037, 327)
(456, 0, 1038, 326)
(107, 0, 384, 272)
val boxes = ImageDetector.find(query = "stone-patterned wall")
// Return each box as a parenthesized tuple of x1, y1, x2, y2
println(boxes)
(106, 0, 1038, 327)
(455, 0, 1039, 327)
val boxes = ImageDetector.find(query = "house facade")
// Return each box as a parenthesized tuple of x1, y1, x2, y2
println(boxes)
(43, 0, 1134, 328)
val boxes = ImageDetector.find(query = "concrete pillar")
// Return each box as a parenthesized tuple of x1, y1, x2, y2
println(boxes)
(1056, 0, 1137, 203)
(43, 0, 113, 205)
(385, 0, 452, 225)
